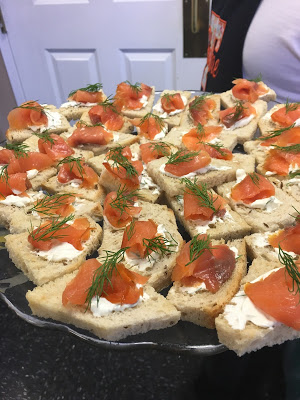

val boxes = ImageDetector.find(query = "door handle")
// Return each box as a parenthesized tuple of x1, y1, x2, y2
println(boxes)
(191, 0, 199, 34)
(0, 7, 7, 34)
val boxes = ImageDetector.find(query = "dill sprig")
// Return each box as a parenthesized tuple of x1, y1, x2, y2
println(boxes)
(126, 219, 136, 241)
(110, 185, 139, 216)
(33, 129, 55, 145)
(97, 96, 120, 114)
(106, 146, 138, 178)
(143, 232, 178, 260)
(248, 172, 260, 187)
(58, 156, 85, 178)
(186, 234, 213, 266)
(181, 178, 218, 213)
(85, 248, 129, 310)
(69, 83, 102, 98)
(198, 141, 227, 156)
(189, 94, 211, 111)
(139, 112, 165, 130)
(166, 149, 200, 166)
(29, 193, 76, 217)
(124, 80, 141, 94)
(278, 245, 300, 302)
(226, 101, 246, 122)
(5, 143, 29, 159)
(289, 170, 300, 179)
(161, 93, 176, 104)
(284, 99, 300, 114)
(0, 165, 9, 185)
(195, 123, 205, 139)
(258, 124, 295, 142)
(148, 142, 171, 156)
(247, 73, 263, 83)
(273, 144, 300, 153)
(28, 214, 75, 243)
(14, 101, 46, 115)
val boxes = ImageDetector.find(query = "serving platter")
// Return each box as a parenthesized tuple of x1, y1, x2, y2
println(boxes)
(1, 92, 278, 356)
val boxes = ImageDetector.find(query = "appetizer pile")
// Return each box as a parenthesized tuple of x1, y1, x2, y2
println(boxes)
(3, 79, 300, 356)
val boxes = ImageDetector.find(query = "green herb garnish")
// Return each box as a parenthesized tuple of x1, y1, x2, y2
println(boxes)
(28, 214, 75, 243)
(69, 83, 102, 98)
(97, 96, 120, 114)
(186, 234, 213, 266)
(29, 193, 76, 217)
(258, 124, 295, 142)
(33, 129, 55, 145)
(143, 231, 178, 261)
(14, 101, 46, 115)
(5, 143, 29, 159)
(126, 219, 136, 241)
(106, 146, 138, 178)
(247, 73, 263, 83)
(58, 156, 85, 179)
(181, 178, 219, 213)
(85, 248, 129, 310)
(148, 142, 171, 157)
(289, 170, 300, 179)
(248, 172, 260, 187)
(284, 99, 300, 114)
(273, 144, 300, 153)
(124, 80, 141, 94)
(278, 245, 300, 302)
(139, 112, 165, 130)
(110, 185, 139, 217)
(0, 165, 9, 185)
(166, 149, 200, 166)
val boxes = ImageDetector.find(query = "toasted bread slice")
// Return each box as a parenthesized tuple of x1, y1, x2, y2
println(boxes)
(80, 110, 134, 134)
(215, 258, 300, 356)
(220, 83, 276, 109)
(26, 279, 180, 341)
(6, 106, 70, 143)
(245, 232, 280, 262)
(5, 217, 102, 286)
(146, 153, 255, 198)
(152, 90, 191, 129)
(120, 86, 155, 119)
(258, 104, 283, 136)
(167, 239, 247, 329)
(99, 201, 183, 291)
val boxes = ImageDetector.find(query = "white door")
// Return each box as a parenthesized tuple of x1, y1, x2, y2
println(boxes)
(0, 0, 207, 107)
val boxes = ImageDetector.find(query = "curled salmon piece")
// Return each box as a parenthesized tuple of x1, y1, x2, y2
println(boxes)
(0, 149, 17, 165)
(89, 104, 124, 131)
(58, 159, 99, 188)
(103, 190, 141, 228)
(271, 104, 300, 127)
(268, 223, 300, 255)
(171, 236, 236, 293)
(122, 219, 158, 259)
(161, 93, 184, 113)
(244, 265, 300, 330)
(194, 143, 232, 160)
(38, 134, 74, 161)
(67, 125, 113, 147)
(7, 101, 48, 130)
(0, 172, 31, 199)
(103, 147, 143, 189)
(7, 152, 54, 175)
(70, 90, 103, 104)
(189, 97, 216, 125)
(182, 125, 222, 151)
(33, 193, 76, 218)
(264, 149, 300, 176)
(131, 114, 165, 140)
(164, 150, 211, 177)
(28, 217, 91, 251)
(29, 217, 91, 251)
(184, 191, 226, 221)
(62, 259, 148, 307)
(232, 79, 268, 103)
(231, 173, 275, 204)
(219, 102, 256, 128)
(115, 82, 152, 110)
(260, 126, 300, 147)
(140, 142, 171, 164)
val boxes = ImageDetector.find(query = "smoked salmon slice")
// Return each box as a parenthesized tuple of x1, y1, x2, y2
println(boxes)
(184, 190, 226, 221)
(58, 158, 99, 188)
(268, 223, 300, 255)
(67, 125, 113, 147)
(140, 142, 171, 164)
(232, 79, 268, 103)
(271, 103, 300, 127)
(131, 114, 165, 140)
(103, 189, 141, 228)
(28, 217, 91, 251)
(264, 149, 300, 176)
(121, 219, 158, 259)
(115, 81, 152, 110)
(103, 147, 143, 189)
(0, 172, 31, 199)
(32, 193, 76, 217)
(189, 96, 216, 125)
(7, 101, 48, 130)
(62, 258, 148, 307)
(244, 266, 300, 330)
(231, 173, 275, 204)
(0, 149, 17, 165)
(219, 102, 256, 128)
(89, 102, 124, 131)
(260, 126, 300, 147)
(7, 152, 54, 175)
(182, 125, 223, 151)
(164, 149, 211, 177)
(161, 93, 184, 113)
(171, 236, 236, 293)
(69, 91, 103, 104)
(38, 134, 74, 161)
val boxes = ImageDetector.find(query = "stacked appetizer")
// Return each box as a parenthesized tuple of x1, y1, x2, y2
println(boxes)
(3, 79, 300, 355)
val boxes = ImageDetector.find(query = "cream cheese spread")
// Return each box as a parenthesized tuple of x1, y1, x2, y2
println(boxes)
(34, 241, 82, 262)
(153, 94, 188, 118)
(223, 114, 255, 131)
(29, 110, 62, 133)
(159, 162, 231, 179)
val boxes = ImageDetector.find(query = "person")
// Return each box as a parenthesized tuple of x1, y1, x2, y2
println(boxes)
(201, 0, 300, 103)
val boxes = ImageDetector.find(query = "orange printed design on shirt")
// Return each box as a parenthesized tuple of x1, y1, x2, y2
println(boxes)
(201, 11, 227, 91)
